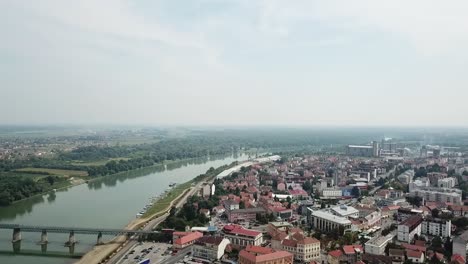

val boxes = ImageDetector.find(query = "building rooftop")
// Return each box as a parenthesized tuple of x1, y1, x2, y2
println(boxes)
(331, 205, 359, 217)
(194, 236, 226, 246)
(328, 249, 343, 258)
(174, 231, 203, 245)
(311, 210, 352, 225)
(223, 225, 262, 238)
(343, 245, 363, 255)
(365, 233, 395, 247)
(240, 249, 292, 263)
(399, 215, 423, 230)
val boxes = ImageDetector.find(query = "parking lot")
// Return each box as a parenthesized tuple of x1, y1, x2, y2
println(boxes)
(117, 242, 171, 264)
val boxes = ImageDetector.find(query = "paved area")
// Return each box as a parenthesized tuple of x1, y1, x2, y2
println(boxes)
(108, 180, 207, 264)
(117, 242, 171, 264)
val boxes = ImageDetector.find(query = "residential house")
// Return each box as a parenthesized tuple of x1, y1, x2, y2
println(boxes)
(406, 250, 425, 263)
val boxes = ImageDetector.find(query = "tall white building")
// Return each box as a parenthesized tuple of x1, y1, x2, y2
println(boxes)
(410, 188, 462, 205)
(421, 218, 451, 238)
(397, 215, 423, 243)
(437, 177, 456, 188)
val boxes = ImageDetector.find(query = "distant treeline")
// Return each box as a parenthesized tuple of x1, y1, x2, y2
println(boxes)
(0, 131, 383, 193)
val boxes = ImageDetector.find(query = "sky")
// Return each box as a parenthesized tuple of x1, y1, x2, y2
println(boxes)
(1, 0, 468, 127)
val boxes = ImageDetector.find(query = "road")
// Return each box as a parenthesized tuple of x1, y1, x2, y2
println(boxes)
(108, 180, 207, 264)
(161, 247, 191, 264)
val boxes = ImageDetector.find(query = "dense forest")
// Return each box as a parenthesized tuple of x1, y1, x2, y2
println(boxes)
(0, 174, 65, 206)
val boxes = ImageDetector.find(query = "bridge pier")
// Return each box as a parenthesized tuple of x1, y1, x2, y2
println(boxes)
(41, 243, 47, 253)
(69, 243, 75, 255)
(96, 231, 103, 245)
(12, 240, 21, 253)
(40, 230, 48, 244)
(12, 228, 21, 242)
(65, 231, 76, 246)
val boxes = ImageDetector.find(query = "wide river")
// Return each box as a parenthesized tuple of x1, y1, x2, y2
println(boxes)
(0, 153, 247, 264)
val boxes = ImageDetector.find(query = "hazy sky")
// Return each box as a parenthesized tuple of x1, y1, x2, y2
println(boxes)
(1, 1, 468, 126)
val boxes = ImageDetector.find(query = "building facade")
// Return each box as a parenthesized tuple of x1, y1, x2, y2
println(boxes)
(192, 236, 230, 261)
(223, 225, 263, 249)
(365, 234, 395, 255)
(239, 246, 293, 264)
(421, 218, 451, 238)
(397, 215, 423, 243)
(309, 210, 352, 232)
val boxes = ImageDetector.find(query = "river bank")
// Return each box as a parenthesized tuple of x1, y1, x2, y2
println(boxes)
(0, 154, 248, 264)
(75, 163, 235, 264)
(4, 156, 229, 207)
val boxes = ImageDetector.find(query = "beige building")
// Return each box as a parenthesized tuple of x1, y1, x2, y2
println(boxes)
(272, 232, 320, 262)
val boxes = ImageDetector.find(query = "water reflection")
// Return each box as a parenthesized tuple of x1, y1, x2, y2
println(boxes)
(46, 192, 56, 204)
(86, 154, 234, 190)
(0, 195, 45, 221)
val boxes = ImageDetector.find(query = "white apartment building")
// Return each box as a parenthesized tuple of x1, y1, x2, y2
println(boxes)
(437, 177, 456, 188)
(365, 233, 395, 255)
(322, 188, 342, 198)
(397, 215, 423, 243)
(192, 236, 231, 261)
(310, 210, 352, 232)
(421, 218, 451, 238)
(410, 188, 462, 205)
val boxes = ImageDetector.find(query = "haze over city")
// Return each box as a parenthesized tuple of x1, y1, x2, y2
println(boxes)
(1, 0, 468, 127)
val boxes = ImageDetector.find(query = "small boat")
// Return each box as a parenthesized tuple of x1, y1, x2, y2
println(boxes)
(169, 183, 177, 187)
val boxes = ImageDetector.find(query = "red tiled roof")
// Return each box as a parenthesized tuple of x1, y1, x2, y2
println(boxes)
(245, 245, 275, 254)
(223, 224, 261, 237)
(406, 249, 423, 259)
(452, 254, 466, 264)
(328, 250, 343, 258)
(414, 240, 425, 247)
(402, 243, 426, 252)
(281, 239, 297, 247)
(298, 237, 320, 245)
(174, 232, 203, 245)
(240, 249, 293, 263)
(343, 245, 363, 255)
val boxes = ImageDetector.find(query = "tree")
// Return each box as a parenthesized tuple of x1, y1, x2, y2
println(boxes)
(239, 201, 245, 209)
(46, 176, 55, 185)
(406, 196, 422, 207)
(235, 187, 240, 196)
(303, 180, 312, 192)
(431, 236, 443, 250)
(463, 171, 468, 176)
(288, 185, 293, 190)
(432, 208, 440, 218)
(351, 186, 360, 197)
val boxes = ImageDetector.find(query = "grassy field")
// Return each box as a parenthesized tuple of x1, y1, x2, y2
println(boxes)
(15, 168, 89, 177)
(143, 182, 193, 217)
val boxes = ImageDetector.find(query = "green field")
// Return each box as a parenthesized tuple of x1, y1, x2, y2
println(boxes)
(71, 157, 130, 166)
(15, 168, 88, 177)
(143, 182, 193, 217)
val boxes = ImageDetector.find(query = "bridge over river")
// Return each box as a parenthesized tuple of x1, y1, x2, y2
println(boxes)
(0, 223, 160, 254)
